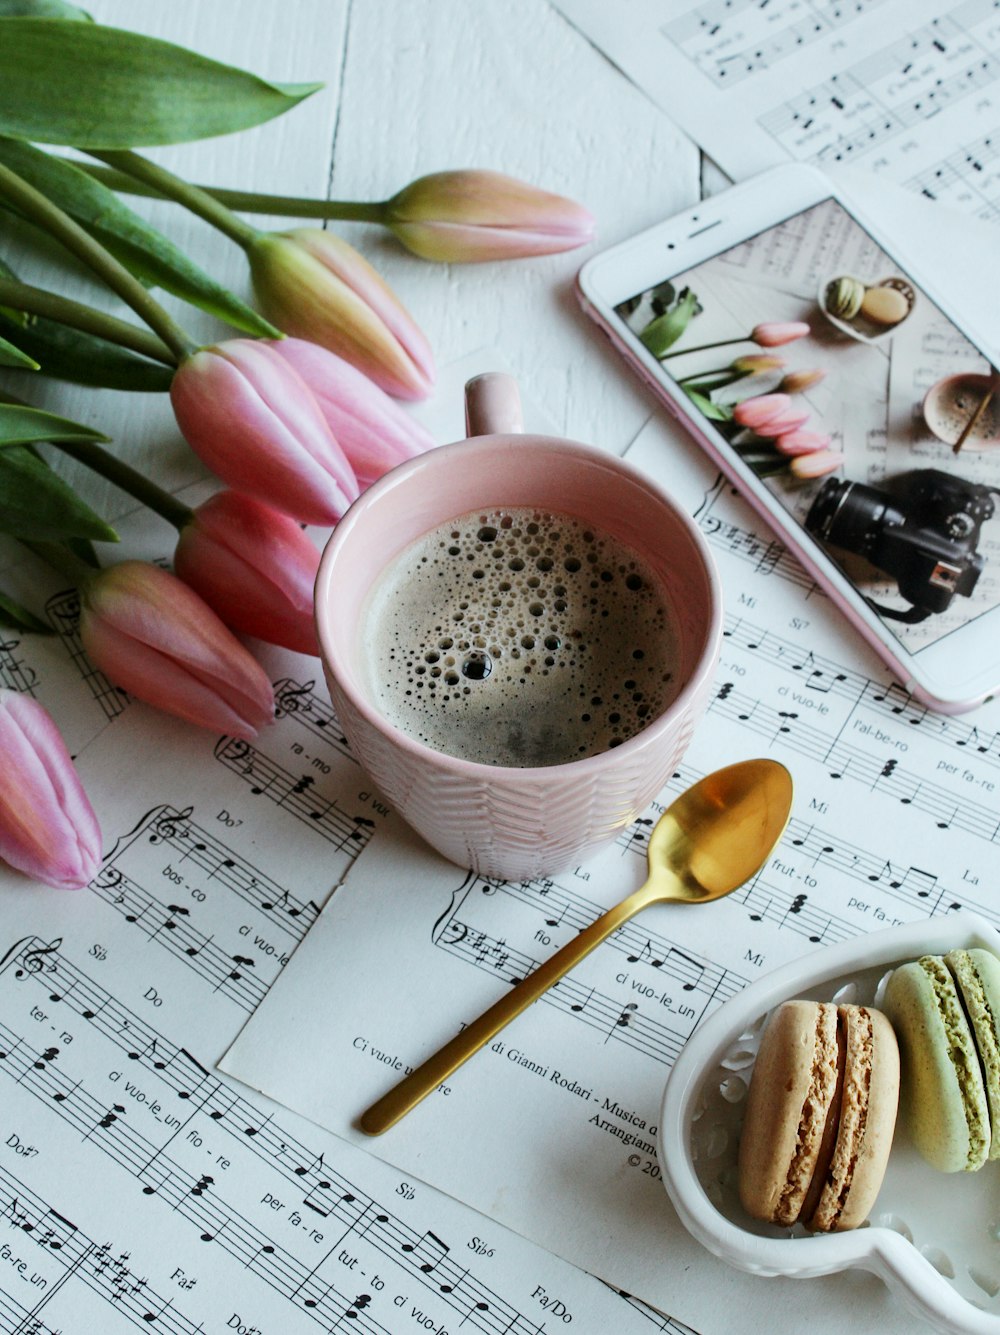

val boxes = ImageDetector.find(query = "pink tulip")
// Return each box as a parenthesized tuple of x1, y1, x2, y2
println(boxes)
(732, 393, 791, 430)
(80, 561, 275, 740)
(779, 367, 826, 393)
(751, 322, 810, 348)
(175, 492, 320, 657)
(271, 339, 436, 488)
(756, 409, 811, 437)
(790, 449, 844, 479)
(0, 690, 101, 890)
(171, 339, 360, 526)
(382, 170, 596, 263)
(774, 429, 832, 456)
(247, 229, 434, 400)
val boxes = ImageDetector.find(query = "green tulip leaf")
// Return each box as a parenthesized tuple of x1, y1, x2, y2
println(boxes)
(639, 289, 700, 359)
(0, 0, 91, 18)
(0, 588, 52, 635)
(0, 402, 109, 446)
(0, 139, 277, 336)
(683, 388, 732, 422)
(0, 444, 118, 541)
(0, 20, 321, 148)
(0, 332, 38, 368)
(0, 252, 173, 391)
(0, 308, 173, 390)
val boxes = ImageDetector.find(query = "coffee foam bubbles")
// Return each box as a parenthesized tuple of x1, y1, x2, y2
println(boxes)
(362, 508, 680, 767)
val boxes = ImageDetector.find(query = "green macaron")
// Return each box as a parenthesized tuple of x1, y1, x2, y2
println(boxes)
(825, 275, 865, 320)
(883, 948, 1000, 1172)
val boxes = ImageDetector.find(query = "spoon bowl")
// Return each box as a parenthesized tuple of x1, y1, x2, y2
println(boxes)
(359, 758, 793, 1135)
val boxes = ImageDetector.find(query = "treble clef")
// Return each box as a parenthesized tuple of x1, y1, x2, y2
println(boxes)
(149, 806, 194, 844)
(15, 937, 62, 980)
(274, 678, 315, 718)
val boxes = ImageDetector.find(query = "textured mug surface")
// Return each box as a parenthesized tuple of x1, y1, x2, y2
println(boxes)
(314, 374, 722, 880)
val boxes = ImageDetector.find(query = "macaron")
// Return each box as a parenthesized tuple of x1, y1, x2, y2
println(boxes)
(860, 285, 909, 327)
(825, 276, 865, 320)
(738, 999, 899, 1231)
(883, 948, 1000, 1172)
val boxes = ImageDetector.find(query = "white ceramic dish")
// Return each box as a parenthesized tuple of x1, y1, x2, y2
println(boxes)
(659, 912, 1000, 1335)
(818, 274, 916, 345)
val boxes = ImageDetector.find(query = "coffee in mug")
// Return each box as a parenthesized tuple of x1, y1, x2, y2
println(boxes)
(362, 506, 679, 766)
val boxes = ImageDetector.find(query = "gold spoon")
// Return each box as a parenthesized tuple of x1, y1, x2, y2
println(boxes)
(359, 758, 793, 1135)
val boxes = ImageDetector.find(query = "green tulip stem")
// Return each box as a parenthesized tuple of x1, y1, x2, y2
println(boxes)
(658, 335, 755, 360)
(22, 538, 98, 589)
(74, 160, 387, 222)
(0, 276, 176, 366)
(88, 149, 263, 249)
(0, 162, 197, 362)
(49, 438, 193, 532)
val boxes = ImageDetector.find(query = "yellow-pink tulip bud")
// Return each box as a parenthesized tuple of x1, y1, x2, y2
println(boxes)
(247, 229, 434, 400)
(382, 170, 596, 263)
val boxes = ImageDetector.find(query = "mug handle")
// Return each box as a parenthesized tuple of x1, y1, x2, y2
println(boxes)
(464, 372, 524, 437)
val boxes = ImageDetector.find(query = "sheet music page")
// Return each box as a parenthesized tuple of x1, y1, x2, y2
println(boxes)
(551, 0, 1000, 224)
(0, 356, 680, 1335)
(219, 398, 999, 1331)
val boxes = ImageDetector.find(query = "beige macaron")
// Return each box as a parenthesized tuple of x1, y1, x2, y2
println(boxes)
(738, 999, 899, 1231)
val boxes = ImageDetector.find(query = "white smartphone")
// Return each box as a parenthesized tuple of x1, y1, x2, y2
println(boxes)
(577, 163, 1000, 715)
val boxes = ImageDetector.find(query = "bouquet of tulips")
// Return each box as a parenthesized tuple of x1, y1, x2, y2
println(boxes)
(0, 3, 595, 890)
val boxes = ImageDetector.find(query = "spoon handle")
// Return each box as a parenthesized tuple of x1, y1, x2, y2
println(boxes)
(358, 884, 654, 1136)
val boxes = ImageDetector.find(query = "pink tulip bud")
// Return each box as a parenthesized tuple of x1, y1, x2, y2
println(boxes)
(774, 430, 832, 456)
(731, 353, 786, 374)
(382, 170, 596, 263)
(80, 561, 275, 740)
(790, 449, 844, 479)
(751, 322, 810, 348)
(247, 229, 434, 400)
(0, 689, 101, 890)
(171, 339, 359, 527)
(175, 492, 321, 657)
(732, 393, 791, 430)
(271, 339, 435, 489)
(756, 409, 810, 437)
(779, 367, 827, 394)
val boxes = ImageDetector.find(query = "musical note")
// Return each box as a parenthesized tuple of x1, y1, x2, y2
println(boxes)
(402, 1229, 450, 1275)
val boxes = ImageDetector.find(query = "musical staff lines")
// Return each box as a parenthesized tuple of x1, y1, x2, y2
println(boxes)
(90, 865, 271, 1015)
(0, 939, 568, 1335)
(214, 738, 376, 855)
(107, 805, 319, 942)
(273, 677, 352, 760)
(0, 1162, 206, 1334)
(905, 129, 1000, 221)
(724, 612, 1000, 767)
(694, 481, 823, 594)
(663, 0, 885, 87)
(44, 588, 129, 721)
(430, 878, 743, 1065)
(759, 12, 1000, 166)
(708, 676, 1000, 843)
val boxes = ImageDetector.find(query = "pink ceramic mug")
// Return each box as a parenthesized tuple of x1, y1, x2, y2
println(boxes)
(314, 373, 722, 880)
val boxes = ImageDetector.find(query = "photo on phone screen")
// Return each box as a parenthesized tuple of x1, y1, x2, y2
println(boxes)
(614, 197, 1000, 657)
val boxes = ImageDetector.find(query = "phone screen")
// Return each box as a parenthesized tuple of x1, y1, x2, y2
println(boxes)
(614, 197, 1000, 657)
